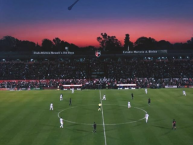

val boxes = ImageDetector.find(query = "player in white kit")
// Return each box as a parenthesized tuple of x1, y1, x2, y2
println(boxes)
(145, 88, 147, 94)
(102, 95, 106, 100)
(50, 103, 53, 110)
(72, 88, 74, 93)
(60, 94, 63, 101)
(183, 90, 186, 96)
(60, 117, 64, 128)
(145, 113, 149, 123)
(128, 101, 131, 108)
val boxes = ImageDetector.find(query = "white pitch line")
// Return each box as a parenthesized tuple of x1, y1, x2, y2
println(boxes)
(99, 90, 107, 145)
(58, 104, 146, 126)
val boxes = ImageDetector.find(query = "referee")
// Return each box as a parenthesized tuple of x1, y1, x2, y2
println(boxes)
(172, 119, 176, 130)
(148, 98, 151, 105)
(93, 122, 96, 133)
(69, 98, 72, 106)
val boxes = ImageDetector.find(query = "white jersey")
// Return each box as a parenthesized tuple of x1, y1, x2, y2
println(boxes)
(60, 118, 63, 124)
(128, 102, 130, 105)
(145, 114, 149, 119)
(50, 103, 53, 107)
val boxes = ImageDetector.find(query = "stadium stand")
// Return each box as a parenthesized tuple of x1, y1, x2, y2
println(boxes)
(0, 56, 193, 89)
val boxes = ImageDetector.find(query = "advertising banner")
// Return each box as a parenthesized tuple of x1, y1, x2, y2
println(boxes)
(165, 85, 177, 88)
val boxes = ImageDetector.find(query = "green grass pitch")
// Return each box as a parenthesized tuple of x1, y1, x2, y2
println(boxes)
(0, 89, 192, 145)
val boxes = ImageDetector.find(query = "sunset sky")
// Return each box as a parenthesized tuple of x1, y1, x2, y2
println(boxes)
(0, 0, 193, 47)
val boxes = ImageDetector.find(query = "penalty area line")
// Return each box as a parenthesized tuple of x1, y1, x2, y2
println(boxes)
(99, 90, 107, 145)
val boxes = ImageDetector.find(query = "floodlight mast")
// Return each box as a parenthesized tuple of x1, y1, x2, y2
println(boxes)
(68, 0, 79, 10)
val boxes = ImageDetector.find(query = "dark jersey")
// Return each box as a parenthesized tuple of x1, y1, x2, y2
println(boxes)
(173, 121, 176, 126)
(148, 99, 151, 103)
(93, 123, 96, 129)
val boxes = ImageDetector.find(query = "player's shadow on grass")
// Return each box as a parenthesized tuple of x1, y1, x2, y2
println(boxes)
(150, 119, 166, 122)
(39, 123, 58, 128)
(162, 130, 172, 136)
(67, 124, 79, 127)
(153, 125, 171, 129)
(65, 127, 93, 133)
(76, 129, 92, 132)
(153, 125, 173, 135)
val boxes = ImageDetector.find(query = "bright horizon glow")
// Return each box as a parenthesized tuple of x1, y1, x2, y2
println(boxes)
(0, 0, 192, 48)
(1, 18, 192, 47)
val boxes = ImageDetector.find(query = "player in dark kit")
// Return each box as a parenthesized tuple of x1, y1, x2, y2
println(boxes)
(69, 98, 72, 106)
(148, 98, 151, 105)
(131, 93, 133, 100)
(172, 119, 176, 130)
(93, 122, 96, 133)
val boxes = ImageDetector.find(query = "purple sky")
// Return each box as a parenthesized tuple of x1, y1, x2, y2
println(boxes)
(0, 0, 193, 47)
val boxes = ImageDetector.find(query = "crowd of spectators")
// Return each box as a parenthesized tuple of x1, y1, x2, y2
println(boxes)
(0, 57, 193, 89)
(0, 77, 193, 89)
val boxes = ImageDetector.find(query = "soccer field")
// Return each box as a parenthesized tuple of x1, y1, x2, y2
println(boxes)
(0, 89, 192, 145)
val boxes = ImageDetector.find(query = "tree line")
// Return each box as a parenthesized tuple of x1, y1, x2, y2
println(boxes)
(0, 34, 192, 52)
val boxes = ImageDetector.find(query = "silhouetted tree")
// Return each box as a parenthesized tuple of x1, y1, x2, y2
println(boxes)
(17, 40, 36, 51)
(97, 33, 108, 51)
(157, 40, 173, 50)
(187, 37, 193, 49)
(124, 34, 133, 50)
(0, 36, 19, 51)
(60, 40, 70, 51)
(42, 39, 53, 51)
(97, 33, 121, 51)
(134, 37, 156, 50)
(53, 37, 61, 51)
(69, 43, 79, 51)
(173, 43, 183, 50)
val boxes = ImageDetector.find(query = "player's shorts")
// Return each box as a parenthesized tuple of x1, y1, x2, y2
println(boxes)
(99, 106, 101, 108)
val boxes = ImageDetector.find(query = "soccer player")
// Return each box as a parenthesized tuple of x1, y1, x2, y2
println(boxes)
(131, 93, 133, 100)
(72, 88, 74, 93)
(145, 88, 147, 94)
(172, 119, 176, 130)
(60, 117, 64, 128)
(183, 90, 186, 96)
(98, 102, 102, 111)
(50, 103, 53, 110)
(148, 98, 151, 105)
(93, 122, 96, 133)
(60, 94, 63, 101)
(102, 94, 106, 100)
(145, 113, 149, 123)
(128, 101, 131, 108)
(69, 98, 72, 106)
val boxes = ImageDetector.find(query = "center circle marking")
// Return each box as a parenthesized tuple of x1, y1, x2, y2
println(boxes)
(58, 104, 147, 126)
